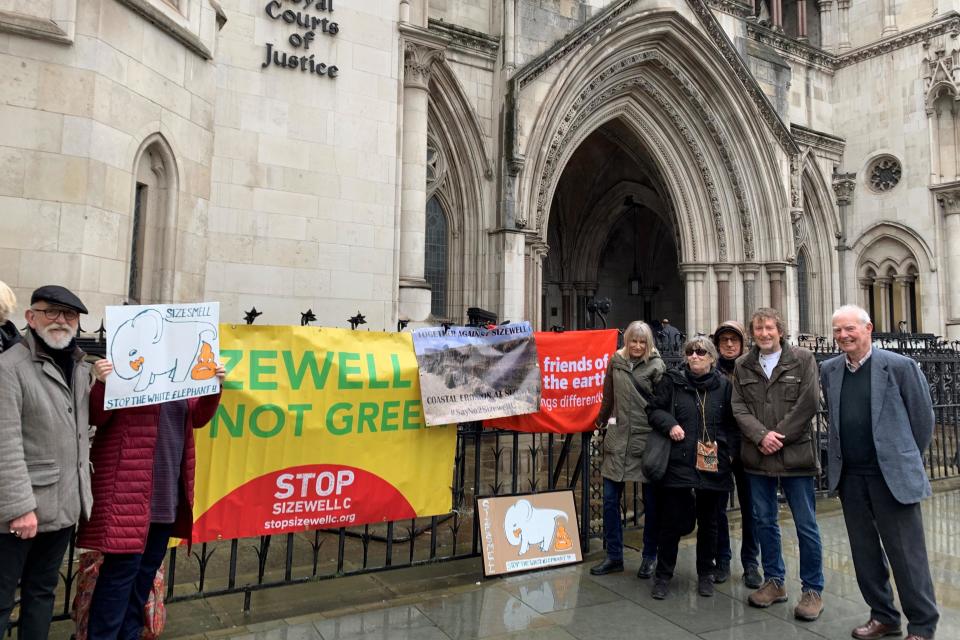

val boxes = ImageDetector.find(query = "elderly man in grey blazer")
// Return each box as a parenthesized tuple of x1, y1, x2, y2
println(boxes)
(821, 304, 939, 640)
(0, 285, 93, 640)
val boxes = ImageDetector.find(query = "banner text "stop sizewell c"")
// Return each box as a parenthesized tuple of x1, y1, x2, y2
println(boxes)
(211, 349, 430, 439)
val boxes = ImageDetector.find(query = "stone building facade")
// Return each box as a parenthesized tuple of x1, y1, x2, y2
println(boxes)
(2, 0, 960, 338)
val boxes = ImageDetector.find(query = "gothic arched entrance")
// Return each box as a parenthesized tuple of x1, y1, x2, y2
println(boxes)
(542, 121, 684, 332)
(508, 8, 797, 336)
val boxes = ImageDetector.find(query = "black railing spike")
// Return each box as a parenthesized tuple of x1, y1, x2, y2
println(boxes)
(300, 308, 317, 326)
(244, 307, 262, 324)
(95, 320, 106, 342)
(348, 311, 366, 330)
(397, 318, 410, 332)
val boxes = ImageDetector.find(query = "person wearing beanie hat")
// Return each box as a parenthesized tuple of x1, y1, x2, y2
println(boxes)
(0, 284, 93, 639)
(710, 321, 761, 589)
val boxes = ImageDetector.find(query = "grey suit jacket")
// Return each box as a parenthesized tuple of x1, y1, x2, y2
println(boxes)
(820, 348, 934, 504)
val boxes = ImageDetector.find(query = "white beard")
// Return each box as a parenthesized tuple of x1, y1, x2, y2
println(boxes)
(37, 322, 76, 350)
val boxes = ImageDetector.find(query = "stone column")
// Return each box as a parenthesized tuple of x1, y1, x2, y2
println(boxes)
(560, 284, 574, 330)
(836, 0, 851, 52)
(767, 263, 787, 313)
(816, 0, 834, 52)
(895, 275, 914, 331)
(715, 265, 733, 322)
(858, 277, 874, 314)
(524, 240, 547, 329)
(937, 189, 960, 325)
(833, 172, 856, 304)
(882, 0, 898, 36)
(797, 0, 808, 40)
(504, 0, 516, 71)
(680, 264, 708, 336)
(772, 0, 783, 29)
(741, 263, 760, 322)
(399, 42, 444, 322)
(875, 277, 893, 332)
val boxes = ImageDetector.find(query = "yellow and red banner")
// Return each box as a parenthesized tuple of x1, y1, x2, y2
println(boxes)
(485, 330, 617, 433)
(191, 325, 456, 542)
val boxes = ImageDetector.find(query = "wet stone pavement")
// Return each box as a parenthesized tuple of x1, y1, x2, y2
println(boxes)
(85, 489, 960, 639)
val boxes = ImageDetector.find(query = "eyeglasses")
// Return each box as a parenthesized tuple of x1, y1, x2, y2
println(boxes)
(685, 348, 709, 357)
(31, 307, 79, 322)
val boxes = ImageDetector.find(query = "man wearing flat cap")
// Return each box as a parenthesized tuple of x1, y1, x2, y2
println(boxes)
(0, 285, 94, 639)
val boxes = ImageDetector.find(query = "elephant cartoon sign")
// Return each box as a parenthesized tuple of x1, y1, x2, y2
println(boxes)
(103, 302, 221, 409)
(476, 490, 582, 576)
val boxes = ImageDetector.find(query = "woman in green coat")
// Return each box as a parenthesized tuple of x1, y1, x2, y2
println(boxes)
(590, 321, 666, 577)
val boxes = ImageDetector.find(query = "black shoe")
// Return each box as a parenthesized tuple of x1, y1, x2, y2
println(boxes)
(651, 579, 670, 600)
(743, 564, 762, 589)
(589, 558, 624, 576)
(637, 556, 656, 579)
(698, 575, 715, 597)
(713, 560, 730, 584)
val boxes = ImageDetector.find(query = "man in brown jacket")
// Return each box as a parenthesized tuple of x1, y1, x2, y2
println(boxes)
(0, 285, 93, 640)
(732, 308, 824, 621)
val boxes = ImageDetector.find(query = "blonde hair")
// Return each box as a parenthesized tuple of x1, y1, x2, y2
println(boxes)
(0, 281, 16, 324)
(619, 321, 659, 363)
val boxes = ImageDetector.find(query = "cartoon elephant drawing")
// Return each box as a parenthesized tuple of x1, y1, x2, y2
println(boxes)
(110, 309, 218, 392)
(503, 499, 570, 556)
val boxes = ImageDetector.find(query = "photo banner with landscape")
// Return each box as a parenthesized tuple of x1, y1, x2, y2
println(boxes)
(190, 325, 457, 543)
(411, 322, 541, 426)
(485, 329, 617, 433)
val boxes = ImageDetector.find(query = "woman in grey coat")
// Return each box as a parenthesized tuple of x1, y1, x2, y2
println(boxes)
(590, 321, 666, 577)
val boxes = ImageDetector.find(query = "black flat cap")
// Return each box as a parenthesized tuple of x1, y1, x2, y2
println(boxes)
(30, 285, 88, 314)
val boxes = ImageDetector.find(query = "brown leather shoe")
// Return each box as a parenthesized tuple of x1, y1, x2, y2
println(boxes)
(851, 619, 902, 640)
(903, 635, 932, 640)
(747, 579, 787, 608)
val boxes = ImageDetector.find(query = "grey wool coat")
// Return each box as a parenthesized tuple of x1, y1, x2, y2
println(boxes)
(597, 351, 666, 482)
(820, 348, 935, 504)
(0, 331, 93, 531)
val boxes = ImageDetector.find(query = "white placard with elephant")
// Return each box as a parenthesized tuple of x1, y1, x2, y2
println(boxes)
(103, 302, 221, 410)
(476, 490, 582, 577)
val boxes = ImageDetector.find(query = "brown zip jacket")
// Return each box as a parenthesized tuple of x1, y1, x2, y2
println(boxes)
(731, 340, 820, 477)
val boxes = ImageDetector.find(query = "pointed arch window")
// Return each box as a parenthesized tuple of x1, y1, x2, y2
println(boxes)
(797, 248, 810, 333)
(129, 135, 178, 304)
(425, 196, 449, 318)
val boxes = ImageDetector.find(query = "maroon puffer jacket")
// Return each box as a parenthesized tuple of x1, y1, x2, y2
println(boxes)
(77, 381, 221, 553)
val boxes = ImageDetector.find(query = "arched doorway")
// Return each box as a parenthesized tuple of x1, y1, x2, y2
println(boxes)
(542, 122, 683, 332)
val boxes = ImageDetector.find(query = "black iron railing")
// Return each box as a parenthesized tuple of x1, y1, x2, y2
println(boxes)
(7, 325, 960, 634)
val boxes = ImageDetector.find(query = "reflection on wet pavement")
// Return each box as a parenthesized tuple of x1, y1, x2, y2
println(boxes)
(221, 489, 960, 639)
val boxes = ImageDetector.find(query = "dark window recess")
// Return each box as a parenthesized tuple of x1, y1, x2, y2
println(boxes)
(425, 196, 448, 318)
(128, 183, 147, 304)
(797, 249, 810, 333)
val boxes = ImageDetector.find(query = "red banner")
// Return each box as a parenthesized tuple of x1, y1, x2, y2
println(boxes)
(485, 330, 618, 433)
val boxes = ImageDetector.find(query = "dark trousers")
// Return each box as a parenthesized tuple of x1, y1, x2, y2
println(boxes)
(839, 473, 939, 638)
(0, 526, 74, 640)
(654, 487, 724, 581)
(716, 459, 759, 568)
(87, 523, 172, 640)
(601, 480, 658, 562)
(641, 482, 658, 560)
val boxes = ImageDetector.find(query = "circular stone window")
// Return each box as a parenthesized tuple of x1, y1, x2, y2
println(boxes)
(867, 155, 902, 193)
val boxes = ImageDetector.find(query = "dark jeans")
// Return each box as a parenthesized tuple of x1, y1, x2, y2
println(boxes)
(601, 480, 658, 561)
(716, 459, 759, 568)
(654, 486, 724, 581)
(0, 526, 74, 640)
(87, 523, 172, 640)
(839, 473, 939, 638)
